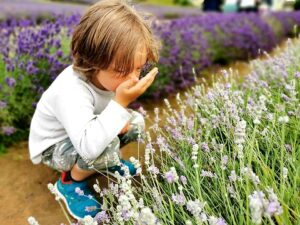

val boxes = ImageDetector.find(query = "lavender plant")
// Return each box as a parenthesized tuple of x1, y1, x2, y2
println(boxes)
(0, 14, 79, 151)
(44, 38, 300, 224)
(149, 11, 300, 100)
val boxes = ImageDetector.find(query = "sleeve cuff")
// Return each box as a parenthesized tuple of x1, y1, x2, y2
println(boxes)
(97, 100, 132, 133)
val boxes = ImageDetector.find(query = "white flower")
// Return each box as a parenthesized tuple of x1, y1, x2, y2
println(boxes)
(249, 191, 265, 224)
(93, 184, 101, 193)
(138, 207, 158, 225)
(228, 170, 238, 182)
(282, 167, 288, 179)
(278, 116, 289, 124)
(185, 220, 193, 225)
(80, 215, 97, 225)
(186, 199, 206, 218)
(253, 118, 261, 125)
(27, 217, 39, 225)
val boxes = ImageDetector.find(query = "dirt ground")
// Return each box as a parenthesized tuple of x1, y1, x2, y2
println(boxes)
(0, 141, 141, 225)
(0, 141, 69, 225)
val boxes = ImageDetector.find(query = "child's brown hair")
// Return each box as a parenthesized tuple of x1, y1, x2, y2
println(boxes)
(71, 0, 160, 79)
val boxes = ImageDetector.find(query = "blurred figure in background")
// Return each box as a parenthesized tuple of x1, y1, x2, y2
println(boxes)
(223, 0, 239, 12)
(238, 0, 261, 12)
(295, 0, 300, 10)
(203, 0, 223, 11)
(264, 0, 273, 7)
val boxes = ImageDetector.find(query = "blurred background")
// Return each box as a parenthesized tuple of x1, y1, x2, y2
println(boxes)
(0, 0, 300, 20)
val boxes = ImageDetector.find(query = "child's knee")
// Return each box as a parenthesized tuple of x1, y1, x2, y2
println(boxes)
(81, 137, 121, 170)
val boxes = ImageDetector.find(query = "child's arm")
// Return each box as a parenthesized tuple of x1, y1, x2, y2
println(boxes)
(53, 67, 158, 162)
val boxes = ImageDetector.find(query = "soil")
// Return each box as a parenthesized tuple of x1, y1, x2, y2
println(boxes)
(0, 141, 140, 225)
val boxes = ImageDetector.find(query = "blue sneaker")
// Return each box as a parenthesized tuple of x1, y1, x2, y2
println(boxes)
(54, 172, 101, 220)
(105, 159, 137, 177)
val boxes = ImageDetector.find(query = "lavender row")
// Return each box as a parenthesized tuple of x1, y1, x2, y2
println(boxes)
(0, 1, 202, 20)
(1, 11, 300, 149)
(149, 11, 300, 100)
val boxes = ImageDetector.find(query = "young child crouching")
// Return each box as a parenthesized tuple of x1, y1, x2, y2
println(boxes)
(29, 0, 160, 220)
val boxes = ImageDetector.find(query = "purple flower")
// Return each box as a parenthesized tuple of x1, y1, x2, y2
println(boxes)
(201, 142, 210, 152)
(164, 167, 179, 183)
(171, 193, 186, 206)
(5, 77, 16, 88)
(295, 72, 300, 79)
(266, 201, 281, 216)
(147, 165, 160, 175)
(95, 211, 110, 223)
(2, 126, 16, 136)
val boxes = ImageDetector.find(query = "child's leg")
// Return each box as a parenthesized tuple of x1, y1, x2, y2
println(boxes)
(41, 138, 100, 220)
(119, 110, 145, 147)
(71, 163, 96, 181)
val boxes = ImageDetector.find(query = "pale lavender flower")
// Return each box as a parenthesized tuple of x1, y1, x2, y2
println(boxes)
(228, 170, 238, 182)
(186, 199, 205, 217)
(241, 167, 260, 185)
(208, 216, 227, 225)
(180, 175, 187, 185)
(200, 170, 216, 178)
(0, 101, 7, 109)
(94, 211, 110, 223)
(265, 201, 282, 216)
(281, 94, 290, 102)
(5, 77, 16, 87)
(225, 83, 231, 89)
(278, 116, 289, 124)
(234, 120, 247, 145)
(295, 71, 300, 79)
(221, 155, 229, 170)
(265, 188, 283, 216)
(137, 106, 147, 116)
(138, 207, 158, 225)
(227, 185, 237, 199)
(249, 191, 265, 224)
(2, 126, 16, 135)
(284, 144, 292, 152)
(172, 192, 186, 206)
(201, 142, 210, 152)
(164, 167, 179, 183)
(147, 165, 160, 175)
(75, 187, 84, 196)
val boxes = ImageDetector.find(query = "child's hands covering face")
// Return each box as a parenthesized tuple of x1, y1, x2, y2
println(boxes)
(114, 67, 158, 107)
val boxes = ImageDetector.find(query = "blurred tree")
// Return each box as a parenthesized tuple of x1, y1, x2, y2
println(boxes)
(173, 0, 191, 6)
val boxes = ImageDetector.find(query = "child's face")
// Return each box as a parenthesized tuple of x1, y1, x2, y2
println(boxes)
(93, 46, 148, 92)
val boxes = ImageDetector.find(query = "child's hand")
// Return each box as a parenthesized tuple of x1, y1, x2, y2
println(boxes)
(119, 122, 130, 134)
(114, 67, 158, 107)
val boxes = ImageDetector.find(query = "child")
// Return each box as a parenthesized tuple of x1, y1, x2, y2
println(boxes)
(29, 0, 160, 220)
